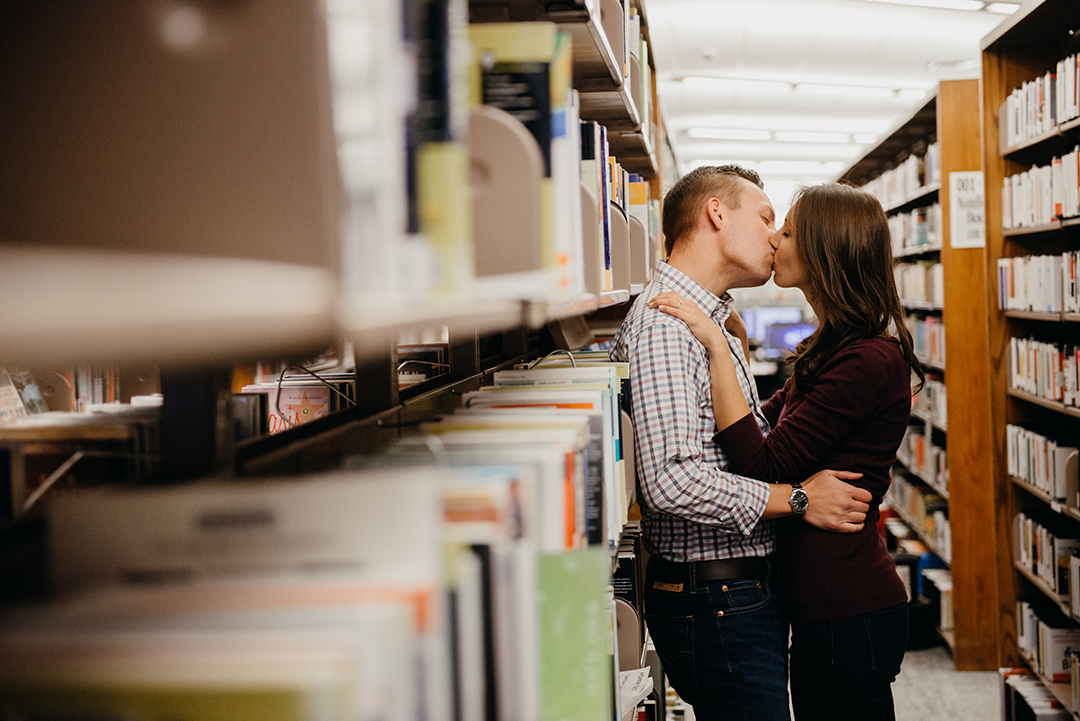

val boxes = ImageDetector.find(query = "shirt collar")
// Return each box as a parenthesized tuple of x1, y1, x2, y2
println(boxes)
(653, 260, 732, 322)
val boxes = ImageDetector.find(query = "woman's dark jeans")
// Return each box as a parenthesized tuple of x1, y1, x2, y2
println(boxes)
(788, 602, 909, 721)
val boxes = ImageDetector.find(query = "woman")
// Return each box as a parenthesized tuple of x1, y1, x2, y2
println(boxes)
(648, 182, 922, 720)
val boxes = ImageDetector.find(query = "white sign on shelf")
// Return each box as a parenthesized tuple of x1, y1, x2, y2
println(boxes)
(949, 171, 985, 249)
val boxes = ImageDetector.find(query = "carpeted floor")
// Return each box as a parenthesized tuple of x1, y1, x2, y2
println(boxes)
(893, 645, 1001, 721)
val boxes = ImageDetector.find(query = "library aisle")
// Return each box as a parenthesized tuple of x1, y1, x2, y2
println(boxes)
(893, 648, 1000, 721)
(3, 0, 1080, 720)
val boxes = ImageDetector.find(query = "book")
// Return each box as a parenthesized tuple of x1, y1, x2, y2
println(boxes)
(0, 578, 425, 721)
(241, 378, 346, 434)
(537, 548, 614, 721)
(471, 375, 623, 548)
(468, 22, 575, 297)
(0, 367, 28, 422)
(8, 370, 48, 414)
(47, 468, 447, 592)
(403, 0, 473, 295)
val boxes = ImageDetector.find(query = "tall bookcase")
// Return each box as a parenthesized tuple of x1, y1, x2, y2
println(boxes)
(981, 0, 1080, 703)
(0, 3, 669, 714)
(0, 0, 669, 478)
(838, 78, 999, 671)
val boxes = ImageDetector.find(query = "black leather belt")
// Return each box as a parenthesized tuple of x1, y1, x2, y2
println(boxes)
(648, 555, 769, 584)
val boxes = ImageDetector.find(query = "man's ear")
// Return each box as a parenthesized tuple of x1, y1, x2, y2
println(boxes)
(706, 197, 723, 231)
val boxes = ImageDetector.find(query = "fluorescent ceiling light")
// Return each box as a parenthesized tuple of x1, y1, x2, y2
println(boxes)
(862, 0, 985, 10)
(795, 83, 896, 98)
(773, 131, 851, 144)
(852, 133, 878, 144)
(759, 160, 841, 174)
(681, 76, 793, 93)
(675, 115, 895, 135)
(687, 128, 773, 141)
(984, 2, 1019, 12)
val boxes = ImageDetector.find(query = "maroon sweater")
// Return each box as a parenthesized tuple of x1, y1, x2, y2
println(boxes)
(716, 337, 910, 624)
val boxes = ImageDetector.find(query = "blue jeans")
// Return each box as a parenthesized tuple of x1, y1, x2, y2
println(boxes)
(788, 603, 908, 721)
(643, 558, 790, 721)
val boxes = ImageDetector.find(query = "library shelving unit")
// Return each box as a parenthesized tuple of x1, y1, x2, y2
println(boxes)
(981, 0, 1080, 703)
(0, 1, 668, 712)
(0, 0, 668, 464)
(838, 78, 998, 670)
(0, 2, 679, 719)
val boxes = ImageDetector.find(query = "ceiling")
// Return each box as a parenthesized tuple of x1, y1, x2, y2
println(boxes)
(646, 0, 1013, 215)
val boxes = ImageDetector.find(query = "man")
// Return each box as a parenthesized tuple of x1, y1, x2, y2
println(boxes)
(609, 165, 871, 720)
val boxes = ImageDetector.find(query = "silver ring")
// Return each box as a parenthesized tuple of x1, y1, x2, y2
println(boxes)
(675, 300, 683, 309)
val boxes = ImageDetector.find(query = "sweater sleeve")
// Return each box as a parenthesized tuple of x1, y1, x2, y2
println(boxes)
(714, 340, 903, 483)
(759, 378, 789, 428)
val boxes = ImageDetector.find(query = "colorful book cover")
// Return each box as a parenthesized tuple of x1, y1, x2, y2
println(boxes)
(538, 548, 614, 721)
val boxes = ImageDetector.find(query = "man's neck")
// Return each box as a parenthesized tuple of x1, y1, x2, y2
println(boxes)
(666, 249, 730, 298)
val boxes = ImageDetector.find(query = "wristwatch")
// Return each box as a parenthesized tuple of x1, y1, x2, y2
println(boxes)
(789, 482, 809, 519)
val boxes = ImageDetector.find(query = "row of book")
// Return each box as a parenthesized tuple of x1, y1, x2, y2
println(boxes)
(1016, 510, 1080, 600)
(907, 316, 946, 368)
(897, 425, 948, 495)
(1002, 53, 1080, 149)
(895, 260, 944, 306)
(1009, 337, 1080, 408)
(922, 567, 954, 633)
(332, 0, 663, 314)
(862, 143, 941, 209)
(888, 473, 950, 563)
(0, 365, 132, 421)
(1001, 148, 1080, 229)
(997, 252, 1080, 313)
(1002, 667, 1073, 721)
(912, 375, 948, 430)
(240, 372, 355, 436)
(889, 204, 943, 254)
(0, 356, 646, 719)
(1017, 598, 1080, 699)
(1008, 423, 1079, 504)
(627, 6, 654, 156)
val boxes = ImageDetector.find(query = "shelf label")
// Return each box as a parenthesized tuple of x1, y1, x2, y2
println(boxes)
(949, 171, 985, 249)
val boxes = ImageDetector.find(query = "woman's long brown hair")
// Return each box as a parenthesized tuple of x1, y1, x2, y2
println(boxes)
(786, 183, 925, 394)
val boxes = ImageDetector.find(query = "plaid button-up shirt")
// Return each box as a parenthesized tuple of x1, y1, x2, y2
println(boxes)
(610, 261, 775, 562)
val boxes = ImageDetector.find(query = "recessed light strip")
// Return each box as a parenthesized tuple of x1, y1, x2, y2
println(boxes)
(861, 0, 1018, 12)
(679, 77, 929, 100)
(685, 128, 879, 145)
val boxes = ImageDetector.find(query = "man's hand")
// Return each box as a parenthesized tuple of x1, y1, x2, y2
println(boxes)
(801, 470, 870, 533)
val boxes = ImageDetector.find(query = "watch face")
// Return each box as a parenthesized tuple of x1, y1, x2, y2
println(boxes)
(791, 488, 809, 516)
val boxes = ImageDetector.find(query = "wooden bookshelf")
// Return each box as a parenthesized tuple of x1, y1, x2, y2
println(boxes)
(1003, 221, 1062, 236)
(981, 0, 1080, 672)
(1012, 476, 1080, 525)
(910, 406, 948, 434)
(1015, 562, 1072, 620)
(882, 182, 942, 214)
(891, 498, 950, 564)
(894, 242, 945, 259)
(1003, 309, 1070, 321)
(839, 78, 996, 670)
(1018, 655, 1077, 719)
(896, 455, 950, 501)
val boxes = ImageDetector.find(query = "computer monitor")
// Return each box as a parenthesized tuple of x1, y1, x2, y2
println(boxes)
(743, 306, 803, 342)
(762, 322, 817, 358)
